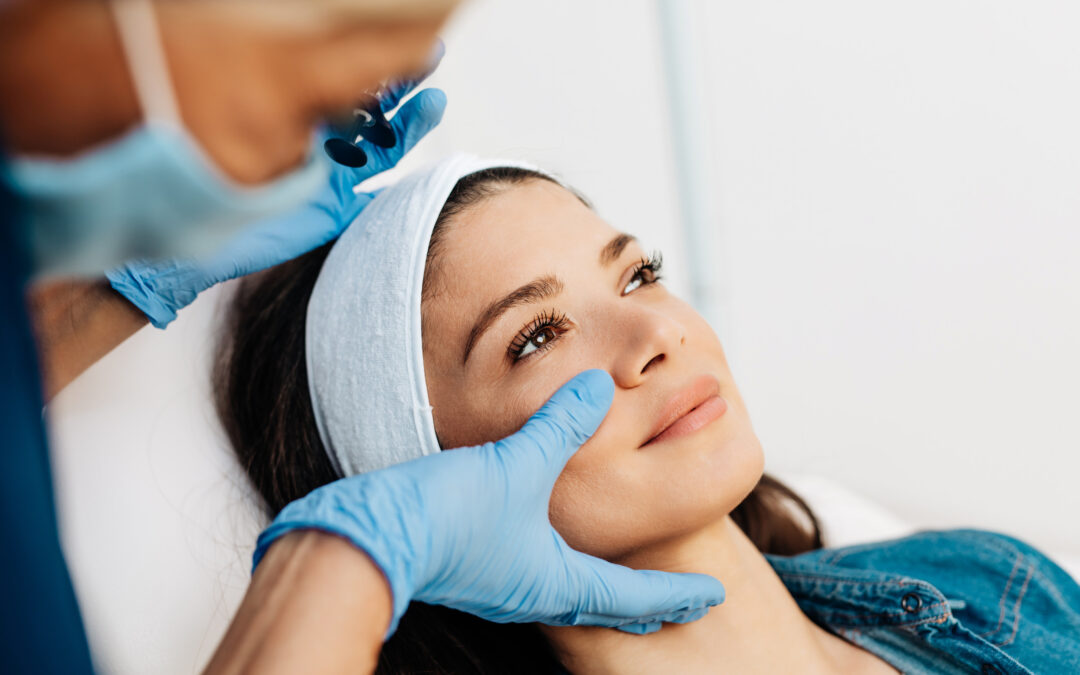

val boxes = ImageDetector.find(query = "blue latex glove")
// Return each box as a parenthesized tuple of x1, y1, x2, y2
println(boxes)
(254, 370, 726, 636)
(106, 74, 446, 328)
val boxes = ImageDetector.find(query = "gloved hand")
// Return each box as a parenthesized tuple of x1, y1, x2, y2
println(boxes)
(254, 370, 726, 636)
(106, 70, 446, 328)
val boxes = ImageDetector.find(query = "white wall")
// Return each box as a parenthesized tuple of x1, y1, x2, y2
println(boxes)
(411, 0, 1080, 551)
(47, 1, 1080, 672)
(698, 0, 1080, 549)
(399, 0, 694, 291)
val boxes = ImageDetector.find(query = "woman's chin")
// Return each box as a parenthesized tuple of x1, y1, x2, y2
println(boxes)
(663, 424, 765, 498)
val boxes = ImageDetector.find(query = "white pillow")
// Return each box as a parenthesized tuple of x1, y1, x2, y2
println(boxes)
(775, 472, 916, 548)
(776, 472, 1080, 582)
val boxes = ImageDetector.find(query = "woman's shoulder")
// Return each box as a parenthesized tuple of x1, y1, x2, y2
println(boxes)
(792, 529, 1080, 645)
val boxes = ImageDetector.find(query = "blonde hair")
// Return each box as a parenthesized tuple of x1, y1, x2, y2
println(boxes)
(202, 0, 462, 30)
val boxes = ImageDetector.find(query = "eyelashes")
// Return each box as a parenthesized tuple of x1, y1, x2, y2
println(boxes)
(506, 250, 665, 363)
(507, 310, 571, 361)
(624, 251, 664, 294)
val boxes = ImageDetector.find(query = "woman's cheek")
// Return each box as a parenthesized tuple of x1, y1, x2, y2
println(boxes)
(548, 467, 621, 557)
(467, 383, 555, 448)
(546, 434, 653, 560)
(505, 364, 590, 426)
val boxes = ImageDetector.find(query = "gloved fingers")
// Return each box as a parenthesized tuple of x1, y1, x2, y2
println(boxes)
(579, 605, 711, 632)
(378, 39, 445, 112)
(105, 261, 191, 329)
(333, 189, 380, 234)
(615, 621, 661, 635)
(357, 88, 446, 180)
(563, 552, 724, 627)
(195, 190, 373, 287)
(613, 606, 710, 634)
(500, 369, 614, 480)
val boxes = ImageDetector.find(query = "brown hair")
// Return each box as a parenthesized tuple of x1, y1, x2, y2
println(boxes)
(215, 167, 823, 674)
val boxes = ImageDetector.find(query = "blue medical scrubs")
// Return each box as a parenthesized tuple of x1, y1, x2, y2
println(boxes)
(1, 168, 95, 672)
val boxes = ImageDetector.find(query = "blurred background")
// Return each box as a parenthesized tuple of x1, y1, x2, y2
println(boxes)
(47, 0, 1080, 672)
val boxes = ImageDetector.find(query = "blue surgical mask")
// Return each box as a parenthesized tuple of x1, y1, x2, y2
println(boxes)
(3, 0, 329, 278)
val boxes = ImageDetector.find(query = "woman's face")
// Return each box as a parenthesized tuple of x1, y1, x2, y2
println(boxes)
(422, 179, 765, 563)
(3, 1, 448, 184)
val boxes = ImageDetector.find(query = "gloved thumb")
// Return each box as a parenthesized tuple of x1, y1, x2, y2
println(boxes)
(389, 88, 446, 154)
(501, 369, 614, 479)
(362, 88, 447, 178)
(563, 549, 725, 629)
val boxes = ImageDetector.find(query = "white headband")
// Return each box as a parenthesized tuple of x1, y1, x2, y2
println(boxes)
(305, 153, 544, 476)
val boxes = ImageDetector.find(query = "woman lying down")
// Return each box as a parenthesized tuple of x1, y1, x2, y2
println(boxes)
(215, 154, 1080, 674)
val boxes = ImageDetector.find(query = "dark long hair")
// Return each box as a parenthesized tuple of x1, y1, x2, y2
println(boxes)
(214, 168, 824, 674)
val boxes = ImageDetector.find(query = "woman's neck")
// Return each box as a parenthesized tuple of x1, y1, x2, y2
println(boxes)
(542, 517, 889, 674)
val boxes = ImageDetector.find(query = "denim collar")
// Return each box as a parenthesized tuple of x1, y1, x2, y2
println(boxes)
(766, 553, 956, 630)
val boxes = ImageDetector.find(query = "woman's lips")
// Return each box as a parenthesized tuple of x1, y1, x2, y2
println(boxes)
(641, 374, 728, 448)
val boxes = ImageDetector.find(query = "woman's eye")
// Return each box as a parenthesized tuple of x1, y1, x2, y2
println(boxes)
(518, 326, 557, 358)
(622, 259, 660, 296)
(623, 276, 645, 294)
(508, 311, 570, 362)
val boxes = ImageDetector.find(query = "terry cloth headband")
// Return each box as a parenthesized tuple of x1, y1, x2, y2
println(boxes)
(305, 153, 549, 476)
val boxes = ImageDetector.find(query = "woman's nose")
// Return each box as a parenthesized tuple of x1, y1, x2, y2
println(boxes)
(609, 306, 686, 388)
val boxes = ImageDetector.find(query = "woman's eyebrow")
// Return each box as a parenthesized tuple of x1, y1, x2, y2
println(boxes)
(600, 233, 636, 266)
(463, 274, 564, 364)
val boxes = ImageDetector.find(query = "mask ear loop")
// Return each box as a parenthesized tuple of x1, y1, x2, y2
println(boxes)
(108, 0, 183, 127)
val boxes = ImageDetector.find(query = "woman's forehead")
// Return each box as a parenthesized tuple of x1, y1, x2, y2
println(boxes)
(421, 180, 622, 334)
(438, 180, 616, 271)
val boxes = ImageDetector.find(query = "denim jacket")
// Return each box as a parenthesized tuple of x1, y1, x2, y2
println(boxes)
(767, 529, 1080, 674)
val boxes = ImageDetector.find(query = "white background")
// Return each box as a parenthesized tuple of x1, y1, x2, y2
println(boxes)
(47, 1, 1080, 672)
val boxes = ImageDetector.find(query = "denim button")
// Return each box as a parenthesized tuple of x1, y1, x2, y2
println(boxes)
(981, 663, 1003, 675)
(901, 592, 922, 613)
